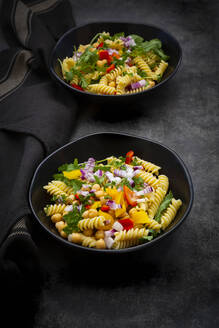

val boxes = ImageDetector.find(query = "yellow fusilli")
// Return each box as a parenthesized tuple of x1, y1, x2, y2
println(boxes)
(44, 204, 66, 216)
(161, 198, 182, 230)
(136, 170, 159, 188)
(78, 216, 106, 230)
(88, 84, 116, 95)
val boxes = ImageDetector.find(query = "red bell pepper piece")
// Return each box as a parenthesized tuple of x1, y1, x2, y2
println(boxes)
(97, 42, 104, 49)
(99, 50, 109, 60)
(119, 218, 134, 231)
(125, 150, 134, 164)
(71, 83, 84, 91)
(75, 193, 80, 200)
(112, 52, 120, 59)
(85, 205, 91, 210)
(106, 63, 115, 73)
(100, 205, 110, 212)
(107, 55, 113, 65)
(123, 185, 137, 207)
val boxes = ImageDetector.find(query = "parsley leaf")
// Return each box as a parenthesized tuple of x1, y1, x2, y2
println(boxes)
(154, 191, 173, 222)
(94, 175, 105, 185)
(133, 176, 144, 191)
(58, 158, 80, 172)
(53, 174, 83, 193)
(140, 235, 153, 243)
(63, 205, 82, 234)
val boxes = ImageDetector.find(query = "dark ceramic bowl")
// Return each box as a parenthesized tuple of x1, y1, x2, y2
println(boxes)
(49, 22, 182, 103)
(29, 132, 193, 254)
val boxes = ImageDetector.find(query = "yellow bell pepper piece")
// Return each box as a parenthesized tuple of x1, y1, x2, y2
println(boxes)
(106, 188, 126, 218)
(130, 210, 150, 224)
(63, 170, 81, 180)
(90, 201, 101, 209)
(98, 210, 114, 230)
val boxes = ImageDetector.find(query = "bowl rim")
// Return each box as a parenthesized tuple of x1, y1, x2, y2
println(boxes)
(49, 21, 182, 97)
(29, 132, 194, 254)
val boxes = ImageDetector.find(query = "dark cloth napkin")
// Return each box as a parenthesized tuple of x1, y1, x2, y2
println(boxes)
(0, 0, 77, 293)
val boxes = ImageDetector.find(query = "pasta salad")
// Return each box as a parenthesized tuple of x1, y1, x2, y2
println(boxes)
(43, 151, 182, 250)
(59, 32, 169, 95)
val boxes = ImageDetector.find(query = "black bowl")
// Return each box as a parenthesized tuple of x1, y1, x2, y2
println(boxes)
(29, 132, 193, 254)
(49, 22, 182, 104)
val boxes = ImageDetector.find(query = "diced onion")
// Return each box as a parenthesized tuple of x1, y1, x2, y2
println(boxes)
(104, 236, 114, 249)
(65, 205, 73, 212)
(130, 80, 146, 90)
(112, 221, 123, 232)
(105, 229, 116, 238)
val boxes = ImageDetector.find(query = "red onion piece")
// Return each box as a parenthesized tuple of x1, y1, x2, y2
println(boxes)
(134, 166, 143, 170)
(130, 80, 146, 90)
(105, 229, 116, 238)
(94, 169, 103, 177)
(114, 169, 128, 178)
(65, 205, 73, 212)
(112, 221, 123, 232)
(104, 236, 114, 249)
(135, 186, 153, 196)
(106, 200, 122, 210)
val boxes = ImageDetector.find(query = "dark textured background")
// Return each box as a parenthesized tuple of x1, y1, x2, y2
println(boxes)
(31, 1, 218, 327)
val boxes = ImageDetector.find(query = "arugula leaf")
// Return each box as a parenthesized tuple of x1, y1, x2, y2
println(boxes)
(131, 38, 169, 61)
(140, 235, 153, 243)
(129, 34, 144, 44)
(63, 205, 82, 234)
(154, 191, 173, 222)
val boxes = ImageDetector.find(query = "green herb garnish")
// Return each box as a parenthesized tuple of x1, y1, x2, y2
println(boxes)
(63, 205, 82, 234)
(154, 191, 173, 222)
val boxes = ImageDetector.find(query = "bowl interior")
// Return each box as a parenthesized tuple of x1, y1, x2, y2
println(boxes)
(50, 22, 181, 95)
(30, 133, 193, 251)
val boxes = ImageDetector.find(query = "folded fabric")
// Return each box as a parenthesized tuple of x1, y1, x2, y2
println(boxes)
(0, 0, 77, 283)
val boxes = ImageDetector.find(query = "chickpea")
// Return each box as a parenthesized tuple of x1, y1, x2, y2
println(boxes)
(96, 59, 107, 67)
(82, 210, 90, 219)
(63, 211, 68, 216)
(95, 230, 105, 240)
(96, 239, 106, 249)
(81, 185, 90, 191)
(93, 42, 99, 47)
(51, 213, 62, 223)
(109, 81, 116, 88)
(95, 190, 104, 198)
(88, 209, 98, 218)
(55, 221, 66, 232)
(100, 196, 107, 205)
(83, 229, 93, 237)
(60, 230, 67, 238)
(66, 195, 75, 204)
(92, 184, 101, 191)
(70, 233, 83, 244)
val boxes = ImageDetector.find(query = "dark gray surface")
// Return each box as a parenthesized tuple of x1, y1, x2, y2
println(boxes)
(33, 1, 219, 327)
